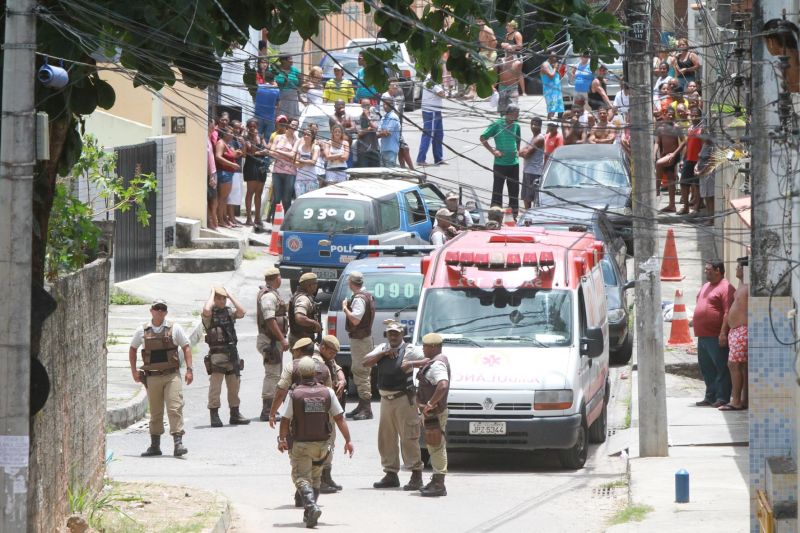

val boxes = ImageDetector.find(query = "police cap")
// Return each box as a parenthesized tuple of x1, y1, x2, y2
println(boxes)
(445, 191, 459, 201)
(264, 267, 280, 278)
(213, 286, 227, 297)
(435, 208, 454, 219)
(384, 319, 404, 333)
(298, 272, 318, 284)
(422, 332, 444, 345)
(348, 271, 364, 285)
(151, 299, 168, 310)
(321, 334, 340, 351)
(297, 356, 317, 378)
(292, 337, 313, 351)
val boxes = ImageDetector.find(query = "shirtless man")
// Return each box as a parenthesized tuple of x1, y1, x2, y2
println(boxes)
(496, 56, 523, 114)
(465, 19, 497, 99)
(720, 256, 748, 411)
(654, 107, 685, 211)
(589, 108, 616, 144)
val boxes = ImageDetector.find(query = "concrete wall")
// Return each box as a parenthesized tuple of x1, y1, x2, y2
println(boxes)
(28, 259, 111, 532)
(151, 136, 177, 264)
(84, 110, 152, 149)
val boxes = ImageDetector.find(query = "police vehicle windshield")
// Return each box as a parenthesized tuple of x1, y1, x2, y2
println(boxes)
(330, 272, 422, 311)
(417, 288, 573, 347)
(283, 198, 370, 234)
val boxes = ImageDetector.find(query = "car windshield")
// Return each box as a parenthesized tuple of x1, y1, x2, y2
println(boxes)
(347, 41, 405, 65)
(601, 258, 617, 285)
(283, 198, 370, 234)
(542, 158, 629, 189)
(417, 288, 573, 347)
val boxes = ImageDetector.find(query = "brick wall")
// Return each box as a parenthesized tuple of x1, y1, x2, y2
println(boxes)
(27, 259, 110, 532)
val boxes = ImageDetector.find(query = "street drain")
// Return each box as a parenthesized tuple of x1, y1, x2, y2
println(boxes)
(592, 486, 616, 498)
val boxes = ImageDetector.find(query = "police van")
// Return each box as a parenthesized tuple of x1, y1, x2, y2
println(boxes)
(412, 227, 610, 469)
(277, 169, 447, 293)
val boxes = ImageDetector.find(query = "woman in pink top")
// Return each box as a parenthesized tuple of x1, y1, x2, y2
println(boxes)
(269, 117, 299, 214)
(207, 119, 218, 229)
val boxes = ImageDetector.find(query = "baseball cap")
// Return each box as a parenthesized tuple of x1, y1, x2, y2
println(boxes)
(436, 208, 454, 218)
(547, 121, 559, 128)
(276, 115, 288, 124)
(151, 299, 168, 310)
(446, 191, 459, 201)
(384, 319, 404, 333)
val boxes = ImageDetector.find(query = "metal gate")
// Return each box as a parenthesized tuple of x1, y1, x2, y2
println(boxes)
(114, 141, 157, 282)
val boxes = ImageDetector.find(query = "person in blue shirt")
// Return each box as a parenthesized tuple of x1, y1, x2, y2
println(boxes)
(569, 51, 594, 101)
(254, 71, 280, 142)
(354, 52, 379, 103)
(377, 96, 400, 167)
(274, 54, 300, 119)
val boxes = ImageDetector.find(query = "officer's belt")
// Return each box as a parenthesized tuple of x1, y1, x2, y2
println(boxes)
(145, 368, 178, 376)
(380, 391, 406, 401)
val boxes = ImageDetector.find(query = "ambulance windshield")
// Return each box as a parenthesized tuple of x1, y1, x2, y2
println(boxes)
(418, 288, 572, 347)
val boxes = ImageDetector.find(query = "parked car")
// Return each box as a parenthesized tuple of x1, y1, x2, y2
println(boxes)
(519, 206, 634, 364)
(345, 38, 421, 110)
(297, 102, 362, 142)
(560, 40, 624, 105)
(326, 245, 433, 394)
(277, 169, 467, 294)
(538, 144, 633, 251)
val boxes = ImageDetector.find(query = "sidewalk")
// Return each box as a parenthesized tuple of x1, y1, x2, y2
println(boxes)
(106, 225, 268, 430)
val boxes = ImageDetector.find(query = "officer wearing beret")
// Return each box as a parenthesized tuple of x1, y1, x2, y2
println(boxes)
(278, 356, 354, 528)
(363, 320, 424, 490)
(289, 273, 322, 349)
(485, 206, 504, 229)
(257, 267, 289, 421)
(402, 332, 451, 496)
(343, 271, 376, 421)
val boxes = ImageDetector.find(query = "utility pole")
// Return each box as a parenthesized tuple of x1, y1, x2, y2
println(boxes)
(626, 0, 669, 457)
(0, 0, 37, 530)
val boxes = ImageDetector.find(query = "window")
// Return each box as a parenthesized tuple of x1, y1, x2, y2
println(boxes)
(600, 259, 617, 286)
(376, 194, 401, 233)
(403, 190, 427, 224)
(419, 184, 446, 214)
(282, 198, 370, 234)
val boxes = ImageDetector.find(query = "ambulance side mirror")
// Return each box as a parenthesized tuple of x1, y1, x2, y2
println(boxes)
(580, 327, 604, 358)
(623, 280, 635, 291)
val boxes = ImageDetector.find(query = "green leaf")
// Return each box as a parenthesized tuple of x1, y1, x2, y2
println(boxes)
(94, 80, 116, 110)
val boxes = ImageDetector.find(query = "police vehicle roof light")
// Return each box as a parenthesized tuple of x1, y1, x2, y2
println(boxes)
(522, 252, 538, 266)
(488, 235, 535, 244)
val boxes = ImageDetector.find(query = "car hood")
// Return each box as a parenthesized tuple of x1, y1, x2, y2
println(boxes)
(541, 186, 629, 210)
(446, 347, 573, 390)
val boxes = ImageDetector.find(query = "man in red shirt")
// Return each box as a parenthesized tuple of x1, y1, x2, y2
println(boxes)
(543, 121, 563, 162)
(693, 259, 736, 407)
(678, 107, 704, 214)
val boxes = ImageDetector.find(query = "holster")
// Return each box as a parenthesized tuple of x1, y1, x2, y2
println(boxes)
(138, 370, 148, 389)
(262, 338, 283, 364)
(203, 355, 213, 375)
(229, 345, 242, 376)
(405, 385, 417, 407)
(423, 416, 443, 446)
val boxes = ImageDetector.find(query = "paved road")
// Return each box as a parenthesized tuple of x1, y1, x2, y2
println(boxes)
(108, 251, 631, 532)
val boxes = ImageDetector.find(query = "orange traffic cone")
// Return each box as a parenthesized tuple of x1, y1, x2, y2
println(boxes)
(502, 208, 515, 227)
(660, 228, 684, 281)
(268, 204, 284, 256)
(668, 289, 693, 346)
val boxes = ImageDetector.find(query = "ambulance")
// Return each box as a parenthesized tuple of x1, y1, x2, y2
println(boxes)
(413, 227, 610, 469)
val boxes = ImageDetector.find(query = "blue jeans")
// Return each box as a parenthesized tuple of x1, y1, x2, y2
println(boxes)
(697, 336, 732, 403)
(257, 118, 274, 144)
(417, 111, 444, 164)
(381, 151, 397, 167)
(272, 173, 296, 213)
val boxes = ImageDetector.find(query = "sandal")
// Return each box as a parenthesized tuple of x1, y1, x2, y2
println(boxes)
(718, 404, 745, 411)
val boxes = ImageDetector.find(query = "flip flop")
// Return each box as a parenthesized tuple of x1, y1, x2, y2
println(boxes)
(718, 404, 745, 411)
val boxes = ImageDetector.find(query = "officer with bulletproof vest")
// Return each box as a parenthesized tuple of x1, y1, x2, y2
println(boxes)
(278, 356, 354, 529)
(257, 267, 289, 421)
(429, 208, 458, 247)
(269, 337, 331, 427)
(202, 287, 249, 427)
(445, 191, 473, 229)
(129, 299, 193, 457)
(363, 320, 424, 491)
(342, 271, 376, 421)
(289, 273, 322, 350)
(402, 332, 451, 497)
(485, 205, 504, 229)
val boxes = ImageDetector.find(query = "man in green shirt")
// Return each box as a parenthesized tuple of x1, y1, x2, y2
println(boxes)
(480, 104, 521, 218)
(274, 53, 300, 120)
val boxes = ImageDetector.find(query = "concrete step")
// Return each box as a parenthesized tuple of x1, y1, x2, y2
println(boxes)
(175, 217, 201, 248)
(191, 237, 242, 250)
(162, 248, 242, 273)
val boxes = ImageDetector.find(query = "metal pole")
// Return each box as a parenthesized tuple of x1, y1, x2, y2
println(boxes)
(0, 0, 37, 529)
(627, 0, 669, 457)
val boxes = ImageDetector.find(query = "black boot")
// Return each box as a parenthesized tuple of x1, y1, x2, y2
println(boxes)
(229, 406, 251, 425)
(209, 408, 223, 428)
(141, 434, 162, 457)
(403, 469, 423, 491)
(372, 471, 400, 489)
(421, 476, 435, 492)
(420, 473, 447, 497)
(294, 490, 303, 508)
(352, 399, 373, 421)
(300, 486, 321, 528)
(346, 399, 366, 419)
(319, 467, 342, 493)
(260, 398, 272, 422)
(172, 433, 188, 457)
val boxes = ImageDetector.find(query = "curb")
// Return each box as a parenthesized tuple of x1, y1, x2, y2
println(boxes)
(106, 386, 148, 430)
(210, 502, 232, 533)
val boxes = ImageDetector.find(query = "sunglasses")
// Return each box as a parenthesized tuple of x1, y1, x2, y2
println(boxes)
(152, 305, 167, 312)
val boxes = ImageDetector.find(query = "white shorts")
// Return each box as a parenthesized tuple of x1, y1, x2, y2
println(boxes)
(699, 173, 715, 198)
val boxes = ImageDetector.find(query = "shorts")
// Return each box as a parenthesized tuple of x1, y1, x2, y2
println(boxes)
(699, 173, 715, 198)
(399, 137, 408, 150)
(218, 170, 234, 185)
(522, 172, 541, 203)
(728, 325, 748, 363)
(680, 160, 698, 186)
(207, 173, 217, 201)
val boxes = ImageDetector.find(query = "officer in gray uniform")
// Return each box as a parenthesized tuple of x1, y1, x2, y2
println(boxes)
(343, 271, 376, 421)
(278, 357, 354, 528)
(289, 273, 322, 349)
(257, 267, 289, 421)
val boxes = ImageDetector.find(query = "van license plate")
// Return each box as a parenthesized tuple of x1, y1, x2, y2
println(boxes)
(469, 422, 506, 435)
(311, 268, 338, 280)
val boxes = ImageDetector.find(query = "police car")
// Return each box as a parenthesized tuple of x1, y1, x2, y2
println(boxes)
(277, 168, 448, 293)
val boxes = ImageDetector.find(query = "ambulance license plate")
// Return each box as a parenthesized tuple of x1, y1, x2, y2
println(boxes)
(311, 268, 338, 280)
(469, 422, 506, 435)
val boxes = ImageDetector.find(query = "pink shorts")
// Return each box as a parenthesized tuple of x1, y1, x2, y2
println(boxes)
(728, 325, 748, 363)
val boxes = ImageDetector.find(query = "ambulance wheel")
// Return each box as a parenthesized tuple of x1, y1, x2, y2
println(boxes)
(559, 416, 588, 470)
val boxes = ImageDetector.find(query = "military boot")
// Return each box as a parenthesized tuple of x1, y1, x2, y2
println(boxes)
(319, 467, 342, 493)
(229, 406, 251, 425)
(372, 471, 400, 489)
(209, 408, 223, 427)
(260, 398, 272, 422)
(345, 399, 365, 419)
(300, 486, 321, 528)
(294, 490, 303, 508)
(172, 433, 188, 457)
(352, 400, 373, 421)
(403, 469, 423, 491)
(141, 434, 162, 457)
(420, 474, 447, 497)
(420, 476, 435, 492)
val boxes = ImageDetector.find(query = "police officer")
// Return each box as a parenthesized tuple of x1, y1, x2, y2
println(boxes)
(202, 287, 249, 427)
(289, 273, 322, 349)
(316, 335, 347, 493)
(445, 191, 473, 229)
(403, 332, 450, 497)
(430, 208, 456, 247)
(485, 205, 504, 229)
(363, 320, 424, 491)
(129, 299, 193, 457)
(278, 356, 354, 528)
(257, 267, 289, 421)
(269, 337, 331, 427)
(342, 271, 376, 421)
